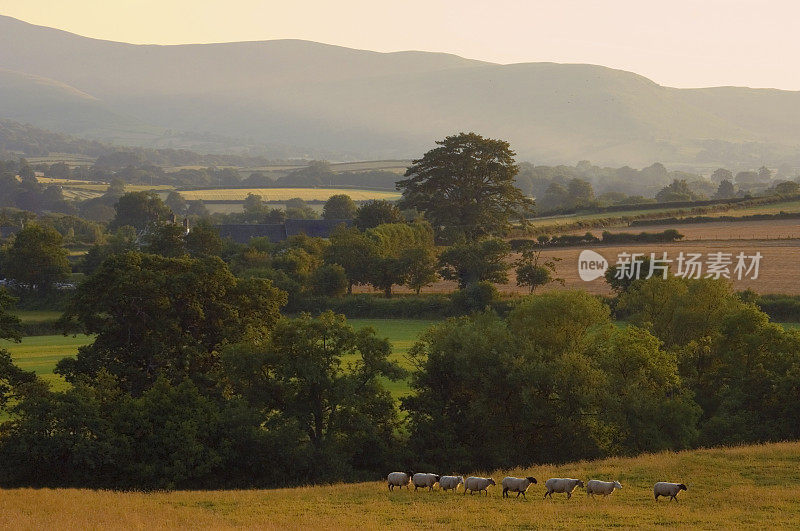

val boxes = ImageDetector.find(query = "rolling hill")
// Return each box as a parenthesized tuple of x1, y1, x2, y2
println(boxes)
(1, 14, 800, 166)
(1, 441, 799, 528)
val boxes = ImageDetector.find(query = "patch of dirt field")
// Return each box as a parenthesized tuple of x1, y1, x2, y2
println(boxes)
(356, 239, 800, 296)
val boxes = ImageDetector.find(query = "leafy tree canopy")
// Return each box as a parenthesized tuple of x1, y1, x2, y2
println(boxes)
(398, 132, 534, 239)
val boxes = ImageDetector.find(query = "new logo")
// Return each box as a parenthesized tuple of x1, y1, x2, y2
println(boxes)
(578, 250, 608, 281)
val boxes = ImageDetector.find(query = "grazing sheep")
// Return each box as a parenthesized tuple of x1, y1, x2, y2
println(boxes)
(412, 472, 440, 491)
(543, 478, 585, 499)
(502, 476, 538, 498)
(439, 476, 464, 492)
(387, 471, 412, 491)
(464, 476, 496, 495)
(654, 482, 687, 502)
(586, 479, 622, 498)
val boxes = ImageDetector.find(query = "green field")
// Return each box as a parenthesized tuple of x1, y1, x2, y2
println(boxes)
(1, 441, 798, 528)
(0, 334, 92, 391)
(2, 319, 437, 395)
(11, 310, 63, 323)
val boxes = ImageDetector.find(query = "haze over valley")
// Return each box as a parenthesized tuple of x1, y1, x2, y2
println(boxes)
(2, 14, 799, 167)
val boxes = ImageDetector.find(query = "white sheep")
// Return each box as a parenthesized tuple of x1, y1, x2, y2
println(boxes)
(654, 482, 687, 502)
(501, 476, 537, 498)
(464, 476, 496, 495)
(543, 478, 585, 499)
(412, 472, 440, 491)
(387, 471, 412, 491)
(439, 475, 464, 492)
(586, 479, 622, 497)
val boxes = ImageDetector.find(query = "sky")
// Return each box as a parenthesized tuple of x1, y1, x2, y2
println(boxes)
(1, 0, 798, 90)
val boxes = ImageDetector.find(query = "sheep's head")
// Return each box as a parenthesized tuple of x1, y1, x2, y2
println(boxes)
(679, 484, 687, 491)
(488, 478, 496, 486)
(526, 477, 537, 484)
(434, 475, 441, 481)
(613, 481, 623, 489)
(576, 480, 585, 488)
(457, 476, 464, 484)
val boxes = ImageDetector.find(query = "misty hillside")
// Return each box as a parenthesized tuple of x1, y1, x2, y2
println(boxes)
(1, 14, 799, 166)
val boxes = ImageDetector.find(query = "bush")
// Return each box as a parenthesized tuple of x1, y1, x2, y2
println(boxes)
(451, 281, 498, 314)
(310, 264, 348, 297)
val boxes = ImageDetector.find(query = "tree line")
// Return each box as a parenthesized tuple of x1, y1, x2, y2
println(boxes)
(0, 132, 799, 489)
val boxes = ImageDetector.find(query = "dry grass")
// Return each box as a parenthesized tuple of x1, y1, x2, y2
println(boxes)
(2, 441, 799, 529)
(356, 238, 800, 296)
(179, 188, 400, 202)
(573, 219, 800, 241)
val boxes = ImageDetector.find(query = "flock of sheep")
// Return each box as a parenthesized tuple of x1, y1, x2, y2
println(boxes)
(387, 472, 688, 502)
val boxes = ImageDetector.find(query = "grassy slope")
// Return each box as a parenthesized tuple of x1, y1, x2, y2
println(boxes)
(1, 441, 799, 528)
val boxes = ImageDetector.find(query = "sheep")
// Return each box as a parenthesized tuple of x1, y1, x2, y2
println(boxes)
(586, 479, 622, 498)
(439, 475, 464, 492)
(464, 476, 496, 495)
(501, 476, 537, 498)
(387, 471, 412, 491)
(543, 478, 585, 499)
(412, 472, 440, 491)
(654, 482, 687, 502)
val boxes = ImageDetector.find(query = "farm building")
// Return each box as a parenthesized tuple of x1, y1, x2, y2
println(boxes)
(216, 219, 352, 243)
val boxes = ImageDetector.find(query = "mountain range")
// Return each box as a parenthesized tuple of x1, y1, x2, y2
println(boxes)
(1, 14, 799, 166)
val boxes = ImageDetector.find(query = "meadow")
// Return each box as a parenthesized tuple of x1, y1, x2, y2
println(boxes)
(1, 441, 798, 529)
(1, 318, 437, 396)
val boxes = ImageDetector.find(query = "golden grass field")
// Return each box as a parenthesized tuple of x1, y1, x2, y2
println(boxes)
(178, 188, 401, 202)
(573, 218, 800, 241)
(356, 236, 800, 296)
(1, 441, 798, 529)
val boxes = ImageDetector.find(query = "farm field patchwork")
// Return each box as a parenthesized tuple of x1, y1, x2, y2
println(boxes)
(528, 197, 800, 231)
(178, 188, 401, 202)
(572, 218, 800, 241)
(1, 441, 798, 529)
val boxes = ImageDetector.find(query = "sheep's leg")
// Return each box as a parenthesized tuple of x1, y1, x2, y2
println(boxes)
(567, 491, 572, 499)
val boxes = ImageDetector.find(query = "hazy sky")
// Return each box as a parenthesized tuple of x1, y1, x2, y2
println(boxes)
(1, 0, 798, 90)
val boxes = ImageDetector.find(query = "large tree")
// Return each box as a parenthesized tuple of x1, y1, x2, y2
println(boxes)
(2, 224, 70, 291)
(397, 132, 534, 238)
(353, 199, 403, 230)
(109, 191, 172, 232)
(438, 238, 511, 289)
(221, 311, 405, 472)
(322, 194, 357, 220)
(57, 252, 287, 395)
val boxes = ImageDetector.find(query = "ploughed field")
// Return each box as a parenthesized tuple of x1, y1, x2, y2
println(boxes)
(1, 442, 798, 529)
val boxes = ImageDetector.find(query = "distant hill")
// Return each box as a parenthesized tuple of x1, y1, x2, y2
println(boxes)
(1, 14, 800, 166)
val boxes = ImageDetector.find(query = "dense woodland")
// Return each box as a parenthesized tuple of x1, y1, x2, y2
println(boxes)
(0, 133, 799, 489)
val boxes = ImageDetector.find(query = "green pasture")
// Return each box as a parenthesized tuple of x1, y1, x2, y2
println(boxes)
(1, 318, 439, 396)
